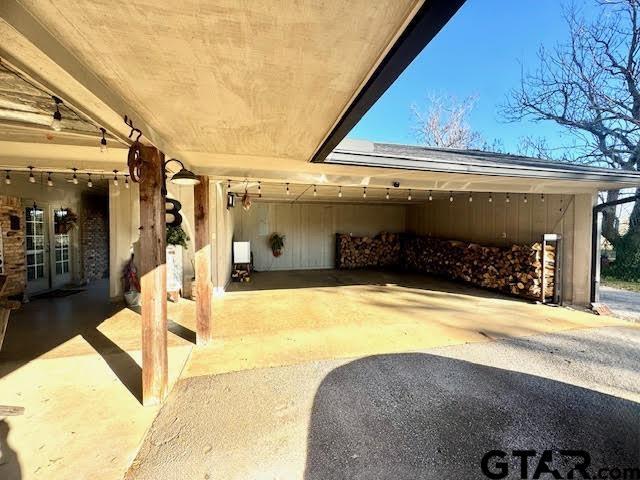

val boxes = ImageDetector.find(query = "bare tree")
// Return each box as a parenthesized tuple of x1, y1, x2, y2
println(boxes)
(411, 94, 481, 149)
(503, 0, 640, 243)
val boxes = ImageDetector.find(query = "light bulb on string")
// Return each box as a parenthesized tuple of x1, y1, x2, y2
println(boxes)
(469, 192, 473, 203)
(489, 193, 493, 203)
(523, 194, 528, 204)
(5, 171, 11, 185)
(259, 181, 262, 198)
(113, 170, 119, 187)
(338, 186, 342, 198)
(362, 187, 367, 199)
(99, 128, 107, 152)
(72, 168, 78, 185)
(407, 189, 412, 201)
(51, 96, 62, 132)
(386, 188, 390, 200)
(28, 166, 35, 183)
(87, 174, 93, 188)
(428, 190, 433, 201)
(313, 184, 317, 197)
(506, 193, 511, 203)
(47, 172, 53, 187)
(449, 191, 454, 202)
(541, 193, 545, 203)
(286, 183, 290, 195)
(125, 175, 130, 189)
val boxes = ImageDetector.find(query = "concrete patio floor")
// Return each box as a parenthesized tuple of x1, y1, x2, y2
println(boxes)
(185, 270, 627, 379)
(0, 281, 194, 480)
(0, 271, 633, 480)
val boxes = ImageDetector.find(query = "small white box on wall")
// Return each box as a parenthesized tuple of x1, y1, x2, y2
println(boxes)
(233, 241, 251, 263)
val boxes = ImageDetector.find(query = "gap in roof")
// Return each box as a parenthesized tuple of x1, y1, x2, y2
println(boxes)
(348, 0, 600, 154)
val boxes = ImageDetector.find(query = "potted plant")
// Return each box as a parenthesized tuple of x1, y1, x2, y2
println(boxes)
(166, 225, 189, 301)
(166, 225, 190, 248)
(269, 233, 285, 257)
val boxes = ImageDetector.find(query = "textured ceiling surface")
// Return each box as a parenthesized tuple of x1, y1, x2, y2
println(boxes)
(15, 0, 421, 163)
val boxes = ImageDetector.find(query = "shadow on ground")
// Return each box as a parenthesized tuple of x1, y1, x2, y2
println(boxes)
(0, 420, 21, 480)
(304, 353, 640, 480)
(125, 346, 640, 480)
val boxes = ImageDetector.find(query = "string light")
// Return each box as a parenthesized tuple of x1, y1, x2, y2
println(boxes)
(113, 170, 119, 187)
(125, 174, 130, 189)
(28, 166, 35, 183)
(286, 183, 290, 195)
(99, 128, 107, 152)
(449, 191, 454, 202)
(363, 187, 367, 199)
(5, 171, 10, 185)
(469, 192, 473, 203)
(489, 193, 493, 203)
(338, 186, 342, 198)
(51, 96, 62, 131)
(407, 189, 412, 201)
(506, 193, 511, 203)
(386, 188, 390, 200)
(428, 190, 433, 201)
(87, 174, 93, 188)
(523, 194, 528, 204)
(72, 168, 78, 185)
(541, 193, 545, 203)
(47, 172, 53, 187)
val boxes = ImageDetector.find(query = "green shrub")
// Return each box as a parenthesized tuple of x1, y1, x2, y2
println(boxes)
(603, 232, 640, 282)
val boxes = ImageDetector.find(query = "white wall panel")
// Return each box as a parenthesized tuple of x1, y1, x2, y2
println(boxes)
(234, 202, 406, 271)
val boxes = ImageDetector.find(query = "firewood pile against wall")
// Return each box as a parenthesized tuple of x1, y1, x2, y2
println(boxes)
(335, 232, 401, 269)
(402, 237, 555, 300)
(335, 232, 556, 301)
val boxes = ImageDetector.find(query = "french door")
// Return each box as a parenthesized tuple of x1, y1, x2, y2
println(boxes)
(25, 203, 73, 294)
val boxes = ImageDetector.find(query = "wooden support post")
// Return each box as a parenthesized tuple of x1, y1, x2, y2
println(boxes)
(194, 176, 213, 345)
(139, 146, 168, 406)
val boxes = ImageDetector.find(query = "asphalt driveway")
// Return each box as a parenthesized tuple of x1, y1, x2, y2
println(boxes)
(126, 325, 640, 480)
(601, 285, 640, 322)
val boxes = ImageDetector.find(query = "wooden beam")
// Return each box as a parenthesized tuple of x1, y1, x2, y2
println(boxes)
(138, 146, 168, 406)
(194, 176, 213, 345)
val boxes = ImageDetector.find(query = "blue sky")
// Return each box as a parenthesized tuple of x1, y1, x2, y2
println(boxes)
(349, 0, 599, 153)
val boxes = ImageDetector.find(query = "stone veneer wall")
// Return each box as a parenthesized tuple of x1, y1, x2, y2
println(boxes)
(0, 196, 26, 296)
(81, 193, 109, 281)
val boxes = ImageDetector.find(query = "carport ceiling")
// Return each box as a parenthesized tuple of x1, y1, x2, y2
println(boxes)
(0, 0, 446, 167)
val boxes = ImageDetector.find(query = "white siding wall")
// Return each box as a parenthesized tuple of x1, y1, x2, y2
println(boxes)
(233, 202, 406, 271)
(212, 181, 235, 292)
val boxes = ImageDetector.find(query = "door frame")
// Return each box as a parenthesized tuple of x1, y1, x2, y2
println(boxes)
(23, 200, 75, 294)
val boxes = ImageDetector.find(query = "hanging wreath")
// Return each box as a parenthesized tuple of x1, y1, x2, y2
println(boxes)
(54, 208, 78, 234)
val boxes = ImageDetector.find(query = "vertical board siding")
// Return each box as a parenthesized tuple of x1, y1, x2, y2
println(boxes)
(407, 193, 573, 247)
(234, 202, 406, 271)
(405, 193, 579, 304)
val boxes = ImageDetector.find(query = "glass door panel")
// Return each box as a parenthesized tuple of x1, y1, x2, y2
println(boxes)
(25, 206, 49, 293)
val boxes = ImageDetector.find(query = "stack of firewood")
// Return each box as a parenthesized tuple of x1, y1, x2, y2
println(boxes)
(335, 232, 401, 269)
(402, 236, 555, 300)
